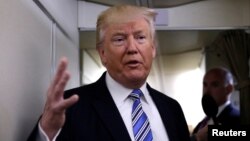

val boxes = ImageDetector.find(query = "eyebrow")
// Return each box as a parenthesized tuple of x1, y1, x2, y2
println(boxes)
(133, 30, 145, 35)
(114, 32, 126, 35)
(111, 29, 146, 37)
(112, 32, 127, 37)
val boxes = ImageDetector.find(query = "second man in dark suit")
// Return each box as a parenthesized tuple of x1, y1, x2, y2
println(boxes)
(191, 67, 240, 141)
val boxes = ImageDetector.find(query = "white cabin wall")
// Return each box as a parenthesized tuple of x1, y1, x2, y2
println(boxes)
(37, 0, 80, 89)
(0, 0, 79, 140)
(55, 26, 80, 90)
(0, 1, 51, 140)
(38, 0, 79, 43)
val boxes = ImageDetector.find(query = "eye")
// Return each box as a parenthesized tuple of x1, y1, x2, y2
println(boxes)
(211, 82, 220, 88)
(112, 36, 125, 46)
(135, 35, 146, 44)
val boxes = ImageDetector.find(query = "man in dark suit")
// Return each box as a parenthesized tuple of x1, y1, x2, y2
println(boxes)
(28, 5, 190, 141)
(191, 67, 240, 141)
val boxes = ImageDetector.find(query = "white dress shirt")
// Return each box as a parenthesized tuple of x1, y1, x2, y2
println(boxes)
(106, 73, 169, 141)
(37, 72, 169, 141)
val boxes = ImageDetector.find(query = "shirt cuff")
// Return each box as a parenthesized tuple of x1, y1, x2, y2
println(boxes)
(37, 122, 61, 141)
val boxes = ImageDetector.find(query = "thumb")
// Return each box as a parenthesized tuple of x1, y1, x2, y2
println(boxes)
(60, 94, 79, 110)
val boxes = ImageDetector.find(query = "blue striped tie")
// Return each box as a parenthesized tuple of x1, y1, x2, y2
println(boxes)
(130, 89, 153, 141)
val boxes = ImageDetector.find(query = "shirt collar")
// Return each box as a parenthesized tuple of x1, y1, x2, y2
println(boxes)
(217, 100, 230, 117)
(105, 72, 149, 106)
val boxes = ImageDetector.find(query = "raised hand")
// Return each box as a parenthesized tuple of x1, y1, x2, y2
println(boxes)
(195, 125, 208, 141)
(40, 57, 79, 140)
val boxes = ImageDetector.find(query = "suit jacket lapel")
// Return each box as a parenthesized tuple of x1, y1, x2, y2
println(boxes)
(217, 104, 233, 121)
(92, 73, 131, 141)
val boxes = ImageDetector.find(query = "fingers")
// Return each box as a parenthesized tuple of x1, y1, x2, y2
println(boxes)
(58, 95, 79, 111)
(54, 71, 70, 99)
(41, 57, 78, 139)
(52, 57, 68, 89)
(48, 57, 70, 99)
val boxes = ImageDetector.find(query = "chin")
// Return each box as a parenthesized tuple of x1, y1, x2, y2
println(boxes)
(125, 72, 147, 82)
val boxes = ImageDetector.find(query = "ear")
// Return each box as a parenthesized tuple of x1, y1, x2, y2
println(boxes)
(226, 84, 233, 94)
(152, 44, 156, 58)
(97, 47, 107, 66)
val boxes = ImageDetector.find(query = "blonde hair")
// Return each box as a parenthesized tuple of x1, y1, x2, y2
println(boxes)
(96, 5, 157, 48)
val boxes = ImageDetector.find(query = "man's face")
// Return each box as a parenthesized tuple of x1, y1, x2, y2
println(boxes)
(98, 18, 156, 88)
(202, 72, 229, 106)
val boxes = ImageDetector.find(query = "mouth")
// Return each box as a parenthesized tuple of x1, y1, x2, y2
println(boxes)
(125, 60, 141, 68)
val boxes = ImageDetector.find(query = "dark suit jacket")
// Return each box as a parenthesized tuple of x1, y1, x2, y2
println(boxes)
(28, 72, 191, 141)
(192, 103, 240, 134)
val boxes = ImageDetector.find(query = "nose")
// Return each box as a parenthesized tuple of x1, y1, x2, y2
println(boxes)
(126, 36, 138, 54)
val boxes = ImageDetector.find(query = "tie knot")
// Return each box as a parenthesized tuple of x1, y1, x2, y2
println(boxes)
(130, 89, 143, 100)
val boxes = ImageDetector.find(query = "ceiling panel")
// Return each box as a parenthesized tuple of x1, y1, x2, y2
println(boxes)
(83, 0, 137, 6)
(151, 0, 205, 8)
(80, 0, 205, 8)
